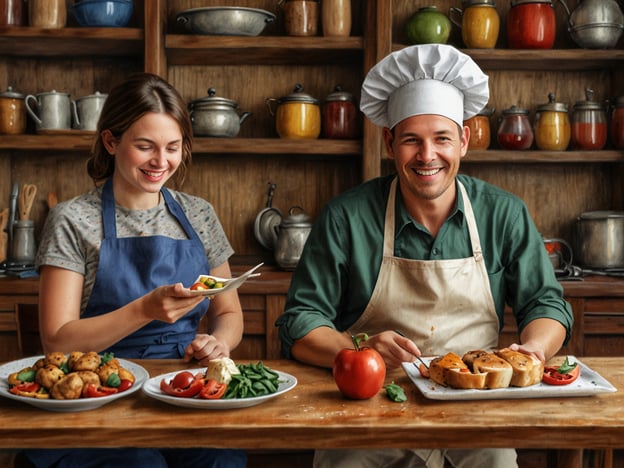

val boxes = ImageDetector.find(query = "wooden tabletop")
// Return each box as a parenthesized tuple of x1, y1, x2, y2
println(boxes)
(0, 357, 622, 453)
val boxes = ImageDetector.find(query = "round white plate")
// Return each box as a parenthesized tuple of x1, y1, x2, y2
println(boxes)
(143, 368, 297, 409)
(0, 356, 149, 412)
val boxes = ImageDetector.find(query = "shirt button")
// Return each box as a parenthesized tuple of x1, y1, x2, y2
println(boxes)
(432, 248, 439, 256)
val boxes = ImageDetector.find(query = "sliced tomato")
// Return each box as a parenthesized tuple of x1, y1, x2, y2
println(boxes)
(84, 383, 119, 398)
(542, 360, 580, 386)
(160, 372, 204, 398)
(198, 379, 227, 400)
(190, 282, 209, 291)
(9, 382, 49, 399)
(418, 362, 430, 379)
(117, 379, 134, 392)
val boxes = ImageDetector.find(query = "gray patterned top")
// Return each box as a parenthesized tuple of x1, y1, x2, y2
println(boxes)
(36, 186, 234, 313)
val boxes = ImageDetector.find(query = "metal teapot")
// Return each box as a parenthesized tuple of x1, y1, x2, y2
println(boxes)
(558, 0, 624, 49)
(189, 88, 251, 137)
(273, 206, 312, 271)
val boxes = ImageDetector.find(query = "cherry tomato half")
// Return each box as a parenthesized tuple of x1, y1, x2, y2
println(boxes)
(190, 282, 208, 291)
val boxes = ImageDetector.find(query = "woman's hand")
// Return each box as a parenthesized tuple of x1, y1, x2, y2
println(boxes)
(183, 334, 230, 365)
(139, 283, 206, 323)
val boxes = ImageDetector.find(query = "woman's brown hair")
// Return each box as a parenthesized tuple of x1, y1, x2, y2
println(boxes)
(86, 72, 193, 188)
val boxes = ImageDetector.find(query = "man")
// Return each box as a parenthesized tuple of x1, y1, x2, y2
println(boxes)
(276, 44, 573, 468)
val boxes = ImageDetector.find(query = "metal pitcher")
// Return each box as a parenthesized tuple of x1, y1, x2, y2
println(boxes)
(25, 90, 71, 131)
(273, 206, 312, 270)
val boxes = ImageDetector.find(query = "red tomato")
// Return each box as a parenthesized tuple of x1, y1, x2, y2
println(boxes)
(84, 383, 118, 398)
(198, 379, 227, 400)
(333, 334, 386, 400)
(160, 371, 204, 398)
(418, 363, 430, 379)
(190, 282, 208, 291)
(542, 363, 580, 386)
(117, 379, 133, 392)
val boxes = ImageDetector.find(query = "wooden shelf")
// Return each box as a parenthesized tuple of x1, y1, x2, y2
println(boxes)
(0, 134, 362, 155)
(381, 149, 624, 163)
(0, 27, 144, 57)
(391, 45, 624, 71)
(166, 35, 364, 66)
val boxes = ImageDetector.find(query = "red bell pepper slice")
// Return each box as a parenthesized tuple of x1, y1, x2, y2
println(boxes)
(160, 375, 204, 398)
(199, 379, 227, 400)
(542, 357, 580, 386)
(117, 379, 134, 392)
(84, 383, 119, 398)
(9, 381, 49, 399)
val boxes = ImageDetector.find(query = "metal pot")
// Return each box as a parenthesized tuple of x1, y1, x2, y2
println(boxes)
(574, 211, 624, 268)
(558, 0, 624, 49)
(189, 88, 251, 137)
(274, 206, 312, 270)
(176, 7, 276, 36)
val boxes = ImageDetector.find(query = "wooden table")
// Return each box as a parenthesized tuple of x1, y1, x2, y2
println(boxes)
(1, 358, 622, 467)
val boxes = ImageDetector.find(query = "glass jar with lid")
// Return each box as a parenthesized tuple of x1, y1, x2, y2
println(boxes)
(534, 92, 571, 151)
(464, 107, 494, 149)
(610, 95, 624, 149)
(571, 88, 607, 151)
(497, 105, 534, 150)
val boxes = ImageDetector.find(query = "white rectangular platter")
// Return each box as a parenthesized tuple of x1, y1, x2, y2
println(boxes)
(402, 356, 616, 401)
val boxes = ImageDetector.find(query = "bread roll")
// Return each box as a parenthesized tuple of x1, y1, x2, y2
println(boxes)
(495, 348, 544, 387)
(445, 367, 487, 389)
(470, 353, 513, 389)
(428, 352, 467, 387)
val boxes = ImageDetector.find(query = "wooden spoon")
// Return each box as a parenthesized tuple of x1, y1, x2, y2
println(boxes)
(19, 184, 37, 221)
(0, 208, 8, 263)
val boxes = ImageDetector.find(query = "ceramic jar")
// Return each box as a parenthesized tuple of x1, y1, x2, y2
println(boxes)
(507, 0, 556, 49)
(464, 107, 494, 149)
(282, 0, 318, 36)
(322, 85, 359, 139)
(610, 95, 624, 149)
(322, 0, 351, 37)
(0, 86, 27, 134)
(266, 84, 321, 139)
(405, 6, 452, 45)
(0, 0, 24, 26)
(497, 105, 534, 150)
(571, 88, 607, 151)
(29, 0, 66, 28)
(449, 0, 500, 49)
(534, 93, 571, 151)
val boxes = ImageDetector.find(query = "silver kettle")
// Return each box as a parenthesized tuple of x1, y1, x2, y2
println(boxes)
(273, 206, 312, 271)
(558, 0, 624, 49)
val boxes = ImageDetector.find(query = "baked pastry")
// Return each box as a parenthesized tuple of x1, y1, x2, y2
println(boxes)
(469, 352, 513, 389)
(428, 352, 467, 387)
(495, 348, 544, 387)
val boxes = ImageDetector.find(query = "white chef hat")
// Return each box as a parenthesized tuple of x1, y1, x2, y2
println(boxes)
(360, 44, 489, 129)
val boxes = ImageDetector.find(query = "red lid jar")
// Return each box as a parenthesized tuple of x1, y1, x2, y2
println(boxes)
(507, 0, 556, 49)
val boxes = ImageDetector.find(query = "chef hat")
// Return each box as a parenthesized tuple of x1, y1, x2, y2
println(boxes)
(360, 44, 489, 129)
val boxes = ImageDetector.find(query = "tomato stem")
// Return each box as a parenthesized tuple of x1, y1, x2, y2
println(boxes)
(351, 333, 369, 351)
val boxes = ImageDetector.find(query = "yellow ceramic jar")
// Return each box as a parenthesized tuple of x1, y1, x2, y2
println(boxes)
(267, 84, 321, 139)
(534, 93, 571, 151)
(450, 0, 500, 49)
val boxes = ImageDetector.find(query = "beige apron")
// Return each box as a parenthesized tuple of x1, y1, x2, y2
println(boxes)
(314, 177, 514, 468)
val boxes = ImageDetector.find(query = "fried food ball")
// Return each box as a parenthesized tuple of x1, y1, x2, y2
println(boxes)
(67, 351, 84, 370)
(36, 364, 65, 390)
(75, 371, 100, 390)
(50, 373, 83, 400)
(118, 367, 135, 383)
(96, 361, 119, 385)
(72, 351, 101, 372)
(44, 352, 66, 368)
(32, 358, 46, 370)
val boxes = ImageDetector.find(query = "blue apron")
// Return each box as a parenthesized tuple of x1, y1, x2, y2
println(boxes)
(83, 178, 209, 359)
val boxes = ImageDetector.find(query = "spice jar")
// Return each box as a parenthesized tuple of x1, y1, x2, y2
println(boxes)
(281, 0, 319, 36)
(497, 106, 534, 150)
(507, 0, 556, 49)
(0, 86, 27, 135)
(0, 0, 24, 26)
(322, 85, 359, 139)
(322, 0, 351, 37)
(571, 88, 607, 151)
(266, 84, 321, 139)
(464, 107, 494, 149)
(449, 0, 500, 49)
(534, 92, 571, 151)
(610, 95, 624, 149)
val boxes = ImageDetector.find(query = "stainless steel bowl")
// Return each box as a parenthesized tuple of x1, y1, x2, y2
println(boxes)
(569, 23, 624, 49)
(176, 7, 276, 36)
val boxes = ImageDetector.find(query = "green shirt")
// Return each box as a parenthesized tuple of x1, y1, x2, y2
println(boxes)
(276, 174, 573, 358)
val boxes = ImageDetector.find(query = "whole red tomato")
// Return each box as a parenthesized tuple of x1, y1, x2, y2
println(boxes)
(333, 333, 386, 400)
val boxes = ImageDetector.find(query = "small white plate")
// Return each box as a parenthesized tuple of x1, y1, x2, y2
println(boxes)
(188, 262, 263, 296)
(143, 368, 297, 409)
(402, 356, 617, 401)
(0, 356, 149, 412)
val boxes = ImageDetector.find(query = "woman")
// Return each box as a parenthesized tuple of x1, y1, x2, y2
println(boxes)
(29, 73, 246, 467)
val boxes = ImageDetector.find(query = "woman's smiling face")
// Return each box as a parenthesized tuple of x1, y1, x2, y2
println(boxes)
(103, 112, 183, 208)
(384, 114, 469, 205)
